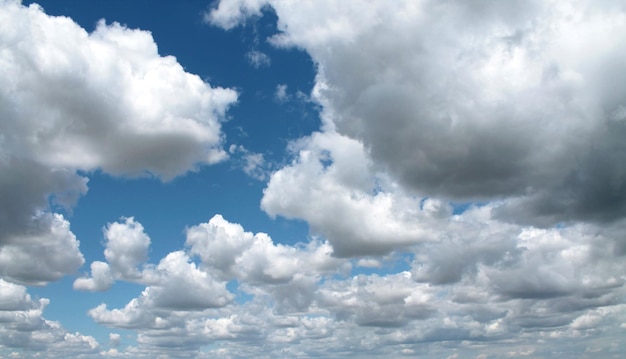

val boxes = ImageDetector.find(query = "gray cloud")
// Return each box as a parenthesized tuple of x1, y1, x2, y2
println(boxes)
(211, 0, 626, 227)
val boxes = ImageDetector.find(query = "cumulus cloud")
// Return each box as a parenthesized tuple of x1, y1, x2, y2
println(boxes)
(74, 217, 151, 291)
(4, 0, 626, 357)
(207, 0, 626, 227)
(261, 130, 444, 256)
(75, 213, 626, 357)
(0, 213, 84, 285)
(0, 0, 237, 285)
(0, 279, 100, 357)
(192, 1, 626, 357)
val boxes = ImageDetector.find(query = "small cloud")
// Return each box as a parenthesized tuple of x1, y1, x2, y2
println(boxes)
(275, 84, 289, 102)
(109, 333, 121, 347)
(230, 145, 271, 181)
(243, 153, 267, 181)
(247, 50, 271, 68)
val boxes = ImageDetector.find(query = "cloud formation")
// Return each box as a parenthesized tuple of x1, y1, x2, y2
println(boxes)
(0, 279, 100, 358)
(191, 0, 626, 356)
(210, 0, 626, 227)
(75, 215, 626, 358)
(2, 0, 626, 357)
(0, 0, 237, 286)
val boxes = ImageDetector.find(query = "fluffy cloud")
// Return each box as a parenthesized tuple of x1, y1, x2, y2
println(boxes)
(77, 214, 626, 357)
(74, 217, 150, 291)
(197, 1, 626, 357)
(0, 279, 100, 357)
(208, 0, 626, 226)
(1, 1, 236, 177)
(0, 0, 237, 286)
(0, 213, 84, 285)
(261, 130, 444, 256)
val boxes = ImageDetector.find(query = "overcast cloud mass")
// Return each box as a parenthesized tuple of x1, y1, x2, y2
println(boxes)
(1, 0, 626, 357)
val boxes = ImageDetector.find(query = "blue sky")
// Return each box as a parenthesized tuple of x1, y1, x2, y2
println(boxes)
(1, 0, 626, 358)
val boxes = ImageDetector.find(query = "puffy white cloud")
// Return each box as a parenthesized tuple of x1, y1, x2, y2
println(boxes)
(74, 217, 150, 290)
(261, 130, 469, 257)
(73, 261, 113, 292)
(146, 251, 232, 310)
(0, 0, 237, 285)
(1, 2, 236, 178)
(103, 218, 151, 281)
(206, 0, 268, 30)
(78, 214, 626, 357)
(0, 279, 100, 357)
(82, 219, 250, 331)
(186, 214, 345, 283)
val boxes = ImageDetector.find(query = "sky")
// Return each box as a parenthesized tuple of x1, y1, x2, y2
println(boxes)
(1, 0, 626, 358)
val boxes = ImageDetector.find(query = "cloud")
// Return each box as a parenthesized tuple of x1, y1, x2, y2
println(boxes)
(246, 49, 271, 68)
(274, 83, 289, 102)
(0, 279, 100, 357)
(2, 1, 236, 179)
(165, 1, 626, 356)
(228, 145, 271, 181)
(73, 261, 114, 292)
(0, 213, 84, 285)
(186, 214, 345, 284)
(74, 217, 151, 291)
(108, 333, 121, 347)
(76, 214, 626, 357)
(207, 0, 626, 227)
(260, 130, 443, 257)
(0, 0, 237, 286)
(102, 218, 151, 281)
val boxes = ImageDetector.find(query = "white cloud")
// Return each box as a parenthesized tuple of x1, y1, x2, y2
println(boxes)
(0, 0, 237, 286)
(78, 214, 626, 357)
(183, 2, 626, 356)
(274, 83, 289, 102)
(2, 0, 625, 357)
(145, 251, 232, 310)
(206, 0, 268, 30)
(208, 0, 626, 226)
(246, 49, 271, 68)
(0, 279, 100, 357)
(0, 213, 84, 285)
(2, 2, 236, 179)
(74, 217, 151, 290)
(186, 214, 345, 284)
(261, 130, 442, 256)
(228, 145, 271, 181)
(73, 261, 113, 292)
(103, 218, 151, 281)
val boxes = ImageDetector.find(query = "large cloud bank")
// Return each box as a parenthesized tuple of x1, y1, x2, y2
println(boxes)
(207, 0, 626, 357)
